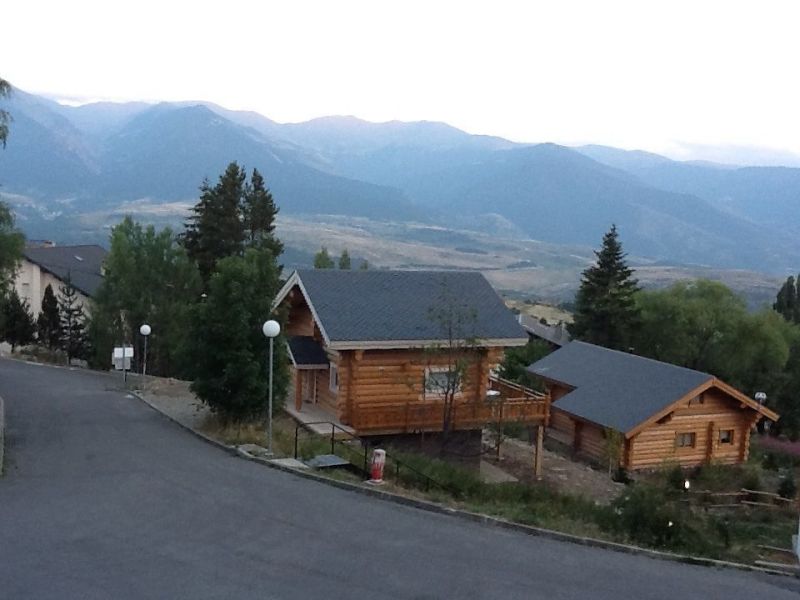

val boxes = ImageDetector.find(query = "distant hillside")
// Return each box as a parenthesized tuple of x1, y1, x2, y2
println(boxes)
(2, 89, 800, 275)
(0, 92, 421, 223)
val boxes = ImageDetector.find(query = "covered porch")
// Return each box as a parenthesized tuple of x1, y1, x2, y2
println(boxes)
(286, 336, 352, 436)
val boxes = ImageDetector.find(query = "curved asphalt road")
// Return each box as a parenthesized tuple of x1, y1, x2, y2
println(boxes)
(0, 358, 798, 600)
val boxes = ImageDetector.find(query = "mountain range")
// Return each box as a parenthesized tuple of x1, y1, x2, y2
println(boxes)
(1, 89, 799, 275)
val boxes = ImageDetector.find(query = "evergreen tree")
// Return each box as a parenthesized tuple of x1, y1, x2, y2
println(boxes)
(187, 248, 288, 421)
(1, 289, 35, 352)
(37, 283, 61, 349)
(243, 168, 283, 259)
(58, 274, 89, 363)
(313, 246, 335, 269)
(338, 248, 351, 270)
(570, 225, 640, 350)
(183, 162, 247, 282)
(774, 275, 799, 323)
(359, 259, 369, 270)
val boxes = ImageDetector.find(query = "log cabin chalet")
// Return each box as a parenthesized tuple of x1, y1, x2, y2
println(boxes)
(528, 341, 778, 470)
(274, 269, 550, 440)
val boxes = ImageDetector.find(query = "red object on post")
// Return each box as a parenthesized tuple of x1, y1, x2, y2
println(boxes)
(369, 449, 386, 484)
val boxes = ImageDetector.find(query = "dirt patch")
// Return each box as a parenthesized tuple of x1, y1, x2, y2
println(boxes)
(483, 435, 625, 504)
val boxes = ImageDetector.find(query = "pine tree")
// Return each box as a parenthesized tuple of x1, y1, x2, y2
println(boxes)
(37, 283, 61, 349)
(243, 168, 283, 259)
(359, 260, 369, 270)
(338, 248, 351, 270)
(774, 275, 799, 323)
(313, 247, 335, 269)
(58, 274, 89, 363)
(1, 289, 35, 352)
(570, 225, 641, 350)
(183, 162, 247, 282)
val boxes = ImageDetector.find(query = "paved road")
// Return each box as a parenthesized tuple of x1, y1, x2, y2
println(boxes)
(0, 358, 798, 600)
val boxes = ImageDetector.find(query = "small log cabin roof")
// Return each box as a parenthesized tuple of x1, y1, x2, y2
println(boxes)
(527, 341, 778, 436)
(286, 336, 329, 369)
(274, 269, 528, 350)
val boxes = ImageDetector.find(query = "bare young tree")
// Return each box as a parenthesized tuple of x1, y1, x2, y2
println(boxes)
(424, 279, 480, 448)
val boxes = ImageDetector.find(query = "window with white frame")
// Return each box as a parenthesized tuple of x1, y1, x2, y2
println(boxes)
(329, 363, 339, 393)
(424, 367, 462, 396)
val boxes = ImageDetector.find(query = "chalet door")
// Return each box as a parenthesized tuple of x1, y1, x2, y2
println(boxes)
(302, 371, 316, 404)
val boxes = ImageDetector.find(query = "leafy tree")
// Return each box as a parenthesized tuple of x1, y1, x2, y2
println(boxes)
(37, 284, 61, 349)
(570, 225, 640, 350)
(0, 202, 24, 300)
(497, 338, 551, 389)
(633, 280, 746, 370)
(242, 168, 283, 259)
(1, 289, 35, 352)
(58, 274, 89, 363)
(186, 248, 288, 422)
(0, 77, 10, 148)
(183, 162, 247, 282)
(89, 217, 201, 376)
(338, 248, 351, 270)
(313, 246, 335, 269)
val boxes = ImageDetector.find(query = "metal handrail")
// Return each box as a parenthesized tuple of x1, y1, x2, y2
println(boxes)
(293, 420, 451, 493)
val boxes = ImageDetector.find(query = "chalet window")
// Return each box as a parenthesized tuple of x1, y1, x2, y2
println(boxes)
(424, 367, 462, 396)
(329, 363, 339, 393)
(719, 429, 734, 444)
(675, 432, 696, 448)
(689, 394, 704, 406)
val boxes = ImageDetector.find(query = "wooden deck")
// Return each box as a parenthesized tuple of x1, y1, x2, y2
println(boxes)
(349, 376, 550, 435)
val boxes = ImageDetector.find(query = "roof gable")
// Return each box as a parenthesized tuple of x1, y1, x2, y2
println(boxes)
(275, 269, 528, 349)
(23, 245, 107, 297)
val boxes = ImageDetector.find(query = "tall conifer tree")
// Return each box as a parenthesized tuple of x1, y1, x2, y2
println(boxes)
(58, 274, 89, 363)
(37, 283, 61, 349)
(183, 162, 247, 282)
(338, 249, 351, 270)
(570, 225, 641, 350)
(1, 289, 35, 352)
(243, 168, 283, 259)
(774, 275, 799, 323)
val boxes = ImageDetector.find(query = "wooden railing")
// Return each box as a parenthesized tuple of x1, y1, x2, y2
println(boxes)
(350, 378, 550, 434)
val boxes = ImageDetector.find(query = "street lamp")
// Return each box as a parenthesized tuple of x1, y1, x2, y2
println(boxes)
(262, 319, 281, 455)
(140, 324, 151, 383)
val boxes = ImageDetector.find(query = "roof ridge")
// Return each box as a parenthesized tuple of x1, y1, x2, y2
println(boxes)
(570, 340, 712, 379)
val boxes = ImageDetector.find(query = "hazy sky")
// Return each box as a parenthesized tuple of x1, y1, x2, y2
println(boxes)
(4, 1, 800, 161)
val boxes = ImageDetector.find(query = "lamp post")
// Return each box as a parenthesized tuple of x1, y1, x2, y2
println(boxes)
(139, 324, 151, 387)
(262, 319, 280, 455)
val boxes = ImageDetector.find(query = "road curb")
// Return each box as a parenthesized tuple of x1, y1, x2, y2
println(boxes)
(132, 391, 793, 579)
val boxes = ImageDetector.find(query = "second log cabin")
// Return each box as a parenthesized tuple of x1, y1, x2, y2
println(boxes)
(528, 341, 779, 470)
(273, 269, 550, 455)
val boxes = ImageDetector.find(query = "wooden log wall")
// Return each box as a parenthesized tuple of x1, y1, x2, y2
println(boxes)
(627, 388, 757, 470)
(332, 347, 548, 433)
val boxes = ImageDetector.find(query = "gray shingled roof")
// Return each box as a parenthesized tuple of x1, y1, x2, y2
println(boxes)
(287, 336, 329, 367)
(527, 341, 712, 433)
(519, 314, 571, 347)
(292, 269, 527, 347)
(23, 245, 107, 298)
